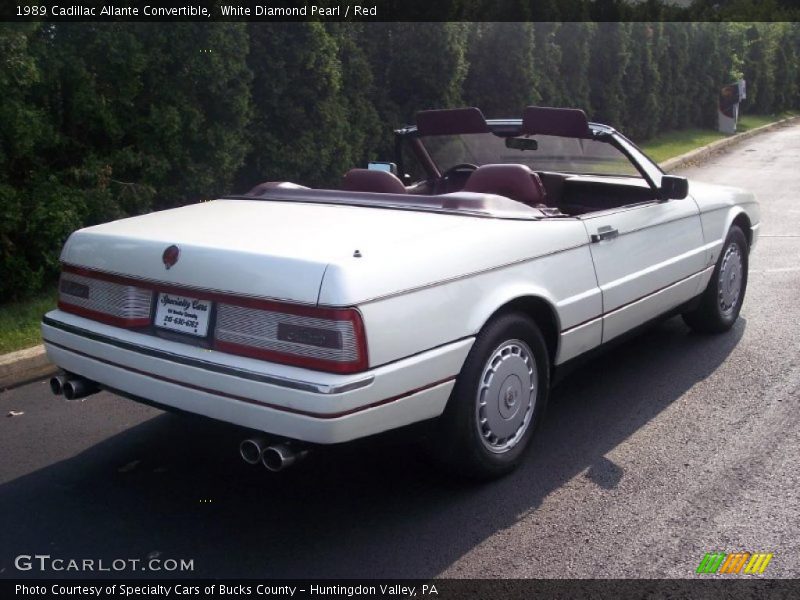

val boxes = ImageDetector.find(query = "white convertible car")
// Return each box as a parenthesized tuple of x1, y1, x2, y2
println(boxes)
(42, 107, 759, 478)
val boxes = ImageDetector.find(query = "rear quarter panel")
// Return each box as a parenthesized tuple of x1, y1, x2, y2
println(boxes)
(319, 218, 600, 368)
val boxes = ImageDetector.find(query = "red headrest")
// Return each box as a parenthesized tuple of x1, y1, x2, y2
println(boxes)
(341, 169, 407, 194)
(462, 164, 546, 207)
(521, 106, 592, 138)
(416, 107, 491, 136)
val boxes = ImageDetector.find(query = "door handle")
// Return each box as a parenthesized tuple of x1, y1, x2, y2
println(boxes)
(591, 226, 619, 243)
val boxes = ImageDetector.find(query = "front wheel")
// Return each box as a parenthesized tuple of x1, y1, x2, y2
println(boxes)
(683, 225, 749, 333)
(432, 312, 550, 480)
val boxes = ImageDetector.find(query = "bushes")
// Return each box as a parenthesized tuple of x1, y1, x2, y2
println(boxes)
(0, 23, 252, 300)
(464, 23, 537, 117)
(590, 23, 631, 129)
(1, 21, 799, 301)
(0, 179, 85, 299)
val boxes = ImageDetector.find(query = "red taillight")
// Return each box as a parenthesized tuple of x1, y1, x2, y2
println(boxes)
(214, 301, 369, 374)
(56, 264, 370, 374)
(58, 265, 152, 327)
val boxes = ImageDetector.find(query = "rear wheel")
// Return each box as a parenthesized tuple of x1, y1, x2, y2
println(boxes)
(433, 312, 550, 480)
(683, 225, 749, 333)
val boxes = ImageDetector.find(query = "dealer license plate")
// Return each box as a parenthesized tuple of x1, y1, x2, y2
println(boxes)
(154, 292, 212, 338)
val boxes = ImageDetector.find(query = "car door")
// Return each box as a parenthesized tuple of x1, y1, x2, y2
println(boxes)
(580, 198, 707, 342)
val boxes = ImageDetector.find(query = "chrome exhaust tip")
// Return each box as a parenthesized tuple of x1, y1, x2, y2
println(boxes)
(239, 437, 269, 465)
(62, 377, 99, 400)
(261, 443, 309, 472)
(49, 374, 68, 396)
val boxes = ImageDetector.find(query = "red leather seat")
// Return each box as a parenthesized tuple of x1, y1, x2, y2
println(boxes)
(462, 164, 547, 207)
(342, 169, 407, 194)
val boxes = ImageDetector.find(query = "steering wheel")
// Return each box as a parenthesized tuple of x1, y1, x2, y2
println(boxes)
(437, 163, 479, 194)
(441, 163, 479, 179)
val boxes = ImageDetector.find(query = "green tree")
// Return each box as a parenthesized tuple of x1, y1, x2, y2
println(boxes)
(0, 24, 51, 188)
(359, 22, 469, 157)
(686, 23, 728, 128)
(0, 25, 44, 299)
(623, 23, 661, 140)
(771, 24, 796, 112)
(463, 23, 537, 117)
(37, 23, 252, 210)
(665, 23, 694, 129)
(532, 22, 563, 106)
(378, 23, 469, 123)
(790, 24, 800, 108)
(135, 24, 253, 204)
(589, 22, 631, 127)
(328, 24, 383, 169)
(242, 23, 347, 188)
(0, 23, 253, 299)
(654, 22, 675, 132)
(743, 24, 776, 114)
(556, 23, 594, 114)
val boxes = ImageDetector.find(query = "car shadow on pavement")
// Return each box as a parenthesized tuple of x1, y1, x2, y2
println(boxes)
(0, 317, 745, 579)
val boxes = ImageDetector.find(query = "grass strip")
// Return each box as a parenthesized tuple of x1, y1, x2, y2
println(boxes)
(0, 290, 57, 354)
(642, 112, 797, 164)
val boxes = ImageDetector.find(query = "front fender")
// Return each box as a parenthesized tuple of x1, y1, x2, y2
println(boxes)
(690, 181, 759, 262)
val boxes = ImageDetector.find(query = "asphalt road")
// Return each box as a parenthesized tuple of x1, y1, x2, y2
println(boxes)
(1, 123, 799, 580)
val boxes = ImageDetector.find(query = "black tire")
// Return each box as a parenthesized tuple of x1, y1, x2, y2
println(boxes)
(683, 225, 749, 334)
(432, 312, 550, 480)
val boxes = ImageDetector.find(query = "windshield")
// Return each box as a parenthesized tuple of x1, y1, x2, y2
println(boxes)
(420, 132, 641, 178)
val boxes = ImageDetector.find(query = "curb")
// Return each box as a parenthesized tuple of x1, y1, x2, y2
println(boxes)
(0, 344, 56, 391)
(660, 115, 800, 172)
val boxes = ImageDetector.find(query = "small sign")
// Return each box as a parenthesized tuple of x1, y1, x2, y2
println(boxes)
(154, 293, 212, 337)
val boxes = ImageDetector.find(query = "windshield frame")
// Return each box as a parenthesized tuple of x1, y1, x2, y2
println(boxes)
(395, 119, 663, 193)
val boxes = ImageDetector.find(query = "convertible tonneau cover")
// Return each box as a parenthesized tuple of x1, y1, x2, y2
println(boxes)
(239, 185, 545, 220)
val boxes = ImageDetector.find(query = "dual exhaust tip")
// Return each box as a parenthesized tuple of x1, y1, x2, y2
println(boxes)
(51, 373, 304, 472)
(239, 438, 308, 472)
(49, 374, 99, 400)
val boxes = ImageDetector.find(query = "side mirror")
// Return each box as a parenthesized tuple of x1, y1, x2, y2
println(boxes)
(660, 175, 689, 200)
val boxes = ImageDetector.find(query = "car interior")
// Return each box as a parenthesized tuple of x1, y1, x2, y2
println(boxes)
(246, 106, 662, 218)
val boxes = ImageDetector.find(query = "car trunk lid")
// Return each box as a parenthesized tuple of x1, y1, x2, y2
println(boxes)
(60, 199, 476, 304)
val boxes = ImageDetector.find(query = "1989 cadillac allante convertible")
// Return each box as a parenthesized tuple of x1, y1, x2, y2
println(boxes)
(43, 107, 759, 478)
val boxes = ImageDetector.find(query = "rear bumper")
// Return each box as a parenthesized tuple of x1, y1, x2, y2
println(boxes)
(42, 310, 471, 444)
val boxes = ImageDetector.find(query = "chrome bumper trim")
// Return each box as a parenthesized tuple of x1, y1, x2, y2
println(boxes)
(41, 315, 374, 395)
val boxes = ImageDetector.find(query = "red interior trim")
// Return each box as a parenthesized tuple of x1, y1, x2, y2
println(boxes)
(57, 300, 151, 328)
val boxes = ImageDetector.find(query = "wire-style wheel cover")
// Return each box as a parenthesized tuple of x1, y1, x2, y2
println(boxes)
(718, 242, 744, 317)
(475, 339, 537, 454)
